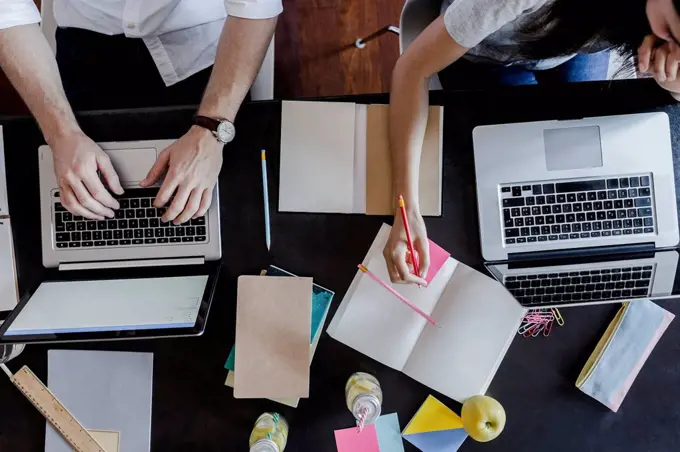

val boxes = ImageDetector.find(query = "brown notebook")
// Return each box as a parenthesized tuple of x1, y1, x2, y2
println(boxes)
(234, 276, 313, 399)
(365, 105, 443, 216)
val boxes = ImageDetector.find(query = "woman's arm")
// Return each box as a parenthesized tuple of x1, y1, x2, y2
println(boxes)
(384, 16, 468, 284)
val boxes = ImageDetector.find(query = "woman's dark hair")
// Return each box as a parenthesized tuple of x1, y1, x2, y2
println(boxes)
(519, 0, 675, 60)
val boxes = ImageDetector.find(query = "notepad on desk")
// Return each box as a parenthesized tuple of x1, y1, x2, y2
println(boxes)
(234, 275, 313, 399)
(225, 266, 334, 407)
(328, 224, 526, 403)
(279, 101, 443, 215)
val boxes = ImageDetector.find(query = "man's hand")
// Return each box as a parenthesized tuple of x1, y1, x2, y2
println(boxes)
(53, 131, 123, 220)
(639, 34, 680, 92)
(383, 208, 430, 285)
(141, 126, 223, 224)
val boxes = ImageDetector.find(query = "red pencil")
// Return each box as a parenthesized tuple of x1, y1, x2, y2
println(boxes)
(398, 194, 420, 277)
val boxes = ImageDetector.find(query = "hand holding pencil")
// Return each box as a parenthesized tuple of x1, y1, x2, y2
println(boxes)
(382, 195, 430, 285)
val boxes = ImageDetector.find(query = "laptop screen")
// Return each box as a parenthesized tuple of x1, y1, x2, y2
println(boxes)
(3, 276, 209, 336)
(486, 250, 680, 308)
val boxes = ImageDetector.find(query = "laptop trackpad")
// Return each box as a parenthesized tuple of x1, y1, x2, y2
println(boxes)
(544, 126, 603, 171)
(106, 148, 158, 186)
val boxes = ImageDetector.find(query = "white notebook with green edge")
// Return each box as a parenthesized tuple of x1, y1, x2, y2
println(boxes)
(328, 224, 526, 403)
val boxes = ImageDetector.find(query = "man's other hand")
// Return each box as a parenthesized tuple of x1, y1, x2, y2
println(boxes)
(53, 131, 123, 220)
(141, 126, 222, 224)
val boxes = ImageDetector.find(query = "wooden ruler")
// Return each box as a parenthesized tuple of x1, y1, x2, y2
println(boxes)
(3, 364, 106, 452)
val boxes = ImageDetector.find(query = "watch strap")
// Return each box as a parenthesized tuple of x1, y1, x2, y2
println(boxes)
(193, 115, 221, 132)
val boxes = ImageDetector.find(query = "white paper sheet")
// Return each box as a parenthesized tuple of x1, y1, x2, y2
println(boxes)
(0, 220, 18, 311)
(327, 224, 455, 370)
(403, 263, 526, 402)
(279, 101, 356, 213)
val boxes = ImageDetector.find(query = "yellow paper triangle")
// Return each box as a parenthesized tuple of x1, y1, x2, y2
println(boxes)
(403, 395, 463, 435)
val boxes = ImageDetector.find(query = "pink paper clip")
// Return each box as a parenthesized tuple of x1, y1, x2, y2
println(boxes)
(543, 319, 553, 336)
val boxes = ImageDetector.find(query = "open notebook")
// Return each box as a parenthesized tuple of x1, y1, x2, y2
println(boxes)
(279, 101, 443, 215)
(0, 130, 18, 314)
(328, 224, 526, 403)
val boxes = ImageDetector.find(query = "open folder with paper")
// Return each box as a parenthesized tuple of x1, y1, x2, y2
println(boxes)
(279, 101, 443, 215)
(328, 224, 526, 402)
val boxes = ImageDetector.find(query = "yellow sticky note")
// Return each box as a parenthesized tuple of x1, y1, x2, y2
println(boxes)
(74, 430, 120, 452)
(402, 395, 463, 435)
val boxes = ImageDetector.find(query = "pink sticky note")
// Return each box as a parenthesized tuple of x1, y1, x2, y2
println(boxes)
(334, 424, 380, 452)
(425, 239, 450, 283)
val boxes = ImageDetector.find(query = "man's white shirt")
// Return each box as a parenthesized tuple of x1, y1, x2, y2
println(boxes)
(0, 0, 282, 86)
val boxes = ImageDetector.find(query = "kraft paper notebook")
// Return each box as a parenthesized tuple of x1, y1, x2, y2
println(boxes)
(328, 224, 526, 403)
(279, 101, 443, 216)
(224, 265, 334, 407)
(234, 275, 312, 399)
(45, 350, 153, 452)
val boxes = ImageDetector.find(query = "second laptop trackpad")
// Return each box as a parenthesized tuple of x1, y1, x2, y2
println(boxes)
(106, 148, 159, 185)
(544, 126, 603, 171)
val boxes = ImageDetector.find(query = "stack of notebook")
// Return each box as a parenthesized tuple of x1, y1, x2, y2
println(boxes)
(279, 101, 444, 215)
(226, 266, 334, 406)
(0, 129, 19, 315)
(224, 266, 334, 407)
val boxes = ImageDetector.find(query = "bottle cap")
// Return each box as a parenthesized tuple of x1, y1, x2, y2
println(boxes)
(353, 394, 382, 425)
(250, 439, 279, 452)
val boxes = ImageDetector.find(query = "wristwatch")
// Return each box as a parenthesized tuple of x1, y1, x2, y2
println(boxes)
(193, 115, 236, 144)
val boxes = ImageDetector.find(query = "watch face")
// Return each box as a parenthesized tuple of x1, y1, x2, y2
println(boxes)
(216, 121, 235, 143)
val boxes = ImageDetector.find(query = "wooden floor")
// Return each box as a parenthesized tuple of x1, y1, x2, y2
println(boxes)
(0, 0, 402, 115)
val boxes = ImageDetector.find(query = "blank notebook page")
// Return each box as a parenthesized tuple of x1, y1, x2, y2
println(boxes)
(403, 264, 526, 402)
(0, 220, 18, 311)
(279, 101, 356, 213)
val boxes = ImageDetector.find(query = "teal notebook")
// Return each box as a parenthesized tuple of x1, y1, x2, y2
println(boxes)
(225, 265, 334, 371)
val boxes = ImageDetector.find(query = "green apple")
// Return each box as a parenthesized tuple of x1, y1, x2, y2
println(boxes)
(461, 395, 506, 442)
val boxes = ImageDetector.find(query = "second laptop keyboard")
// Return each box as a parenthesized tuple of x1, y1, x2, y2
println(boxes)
(499, 174, 656, 246)
(53, 188, 208, 249)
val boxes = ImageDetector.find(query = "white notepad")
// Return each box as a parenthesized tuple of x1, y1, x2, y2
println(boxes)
(279, 101, 357, 213)
(46, 350, 153, 452)
(328, 224, 526, 402)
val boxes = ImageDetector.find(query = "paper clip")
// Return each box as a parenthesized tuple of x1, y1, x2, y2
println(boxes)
(552, 308, 564, 326)
(543, 319, 553, 336)
(518, 321, 538, 335)
(531, 324, 544, 337)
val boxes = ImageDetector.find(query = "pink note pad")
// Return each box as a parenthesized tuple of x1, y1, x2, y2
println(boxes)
(425, 239, 450, 283)
(334, 424, 380, 452)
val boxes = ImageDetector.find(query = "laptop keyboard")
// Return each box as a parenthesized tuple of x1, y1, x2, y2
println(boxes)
(503, 265, 654, 306)
(499, 174, 656, 246)
(53, 188, 208, 249)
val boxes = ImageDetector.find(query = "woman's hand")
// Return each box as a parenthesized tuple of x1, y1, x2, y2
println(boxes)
(639, 34, 680, 92)
(383, 208, 430, 285)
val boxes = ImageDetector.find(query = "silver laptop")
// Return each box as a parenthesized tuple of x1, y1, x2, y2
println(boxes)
(38, 140, 221, 269)
(474, 112, 680, 308)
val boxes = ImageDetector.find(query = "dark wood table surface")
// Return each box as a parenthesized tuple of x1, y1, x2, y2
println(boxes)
(1, 79, 680, 452)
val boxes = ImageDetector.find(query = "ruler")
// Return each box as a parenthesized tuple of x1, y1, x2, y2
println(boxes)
(2, 364, 106, 452)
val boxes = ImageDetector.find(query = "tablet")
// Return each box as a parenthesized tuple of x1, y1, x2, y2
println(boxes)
(0, 261, 221, 344)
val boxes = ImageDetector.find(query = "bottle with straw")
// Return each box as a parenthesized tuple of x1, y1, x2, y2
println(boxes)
(345, 372, 383, 432)
(249, 413, 288, 452)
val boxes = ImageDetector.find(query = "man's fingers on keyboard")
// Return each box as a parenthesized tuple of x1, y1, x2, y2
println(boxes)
(175, 189, 202, 224)
(82, 172, 119, 210)
(97, 154, 124, 195)
(60, 185, 104, 220)
(72, 180, 115, 218)
(154, 177, 178, 208)
(193, 188, 212, 219)
(163, 186, 190, 223)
